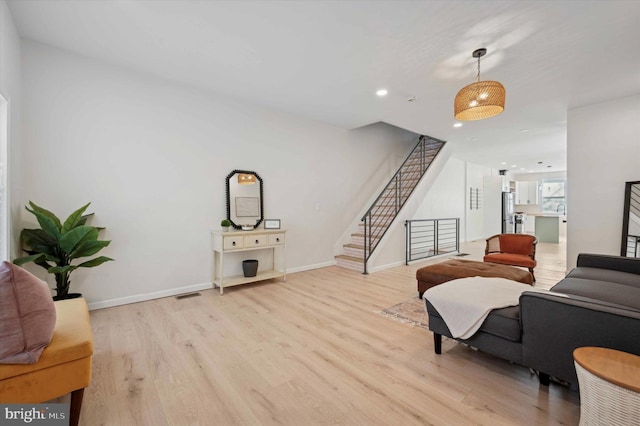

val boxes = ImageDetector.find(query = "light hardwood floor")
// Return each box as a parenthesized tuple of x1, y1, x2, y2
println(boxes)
(81, 236, 579, 425)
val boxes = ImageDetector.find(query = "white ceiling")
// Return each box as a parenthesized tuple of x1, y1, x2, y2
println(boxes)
(7, 0, 640, 173)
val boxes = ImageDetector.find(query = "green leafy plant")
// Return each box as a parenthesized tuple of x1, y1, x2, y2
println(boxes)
(13, 201, 114, 299)
(220, 219, 231, 227)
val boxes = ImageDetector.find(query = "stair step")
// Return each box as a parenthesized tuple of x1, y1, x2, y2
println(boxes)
(350, 234, 380, 245)
(335, 254, 365, 272)
(404, 155, 437, 164)
(379, 190, 413, 196)
(351, 233, 381, 239)
(344, 243, 364, 249)
(358, 223, 388, 229)
(343, 244, 364, 257)
(335, 254, 364, 263)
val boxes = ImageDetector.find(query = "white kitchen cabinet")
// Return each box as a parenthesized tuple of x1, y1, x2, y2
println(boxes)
(515, 181, 539, 205)
(524, 215, 535, 233)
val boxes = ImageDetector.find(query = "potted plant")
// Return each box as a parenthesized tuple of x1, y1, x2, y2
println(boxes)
(13, 201, 114, 300)
(221, 219, 231, 232)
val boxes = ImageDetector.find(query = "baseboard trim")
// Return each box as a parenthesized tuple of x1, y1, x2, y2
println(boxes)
(88, 282, 213, 311)
(287, 260, 336, 274)
(87, 261, 337, 310)
(369, 260, 405, 273)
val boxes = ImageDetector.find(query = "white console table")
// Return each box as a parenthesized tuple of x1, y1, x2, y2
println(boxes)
(211, 229, 286, 295)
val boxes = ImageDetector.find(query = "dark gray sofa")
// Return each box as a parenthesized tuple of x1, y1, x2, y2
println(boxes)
(425, 253, 640, 388)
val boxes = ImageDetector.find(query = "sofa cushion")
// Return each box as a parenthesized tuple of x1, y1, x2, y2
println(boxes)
(566, 267, 640, 288)
(484, 253, 536, 268)
(478, 306, 521, 342)
(426, 302, 521, 342)
(0, 262, 56, 364)
(552, 277, 640, 310)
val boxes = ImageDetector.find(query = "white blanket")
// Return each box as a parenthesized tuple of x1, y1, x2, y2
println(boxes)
(424, 277, 550, 339)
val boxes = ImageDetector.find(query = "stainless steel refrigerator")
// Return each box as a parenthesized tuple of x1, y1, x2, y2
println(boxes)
(502, 192, 514, 233)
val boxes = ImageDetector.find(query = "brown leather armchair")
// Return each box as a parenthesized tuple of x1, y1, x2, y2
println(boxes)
(484, 233, 538, 281)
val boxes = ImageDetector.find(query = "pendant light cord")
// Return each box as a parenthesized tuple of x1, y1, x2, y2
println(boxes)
(476, 55, 481, 83)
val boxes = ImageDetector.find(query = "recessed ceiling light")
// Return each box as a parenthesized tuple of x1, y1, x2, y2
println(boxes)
(520, 129, 529, 132)
(471, 137, 480, 141)
(538, 161, 543, 164)
(407, 96, 416, 102)
(520, 168, 525, 171)
(376, 89, 388, 97)
(453, 123, 462, 128)
(529, 170, 533, 173)
(511, 165, 517, 168)
(547, 165, 552, 168)
(501, 162, 507, 165)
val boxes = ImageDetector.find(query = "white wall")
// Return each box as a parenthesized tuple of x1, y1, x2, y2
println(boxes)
(21, 41, 417, 307)
(466, 162, 498, 241)
(0, 0, 21, 260)
(567, 94, 640, 268)
(411, 155, 465, 240)
(483, 175, 502, 238)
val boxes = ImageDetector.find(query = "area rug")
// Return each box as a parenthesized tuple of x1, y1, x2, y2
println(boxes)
(379, 297, 428, 329)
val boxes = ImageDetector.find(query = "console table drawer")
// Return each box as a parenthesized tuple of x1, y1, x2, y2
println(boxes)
(245, 234, 267, 248)
(269, 233, 285, 246)
(223, 236, 244, 250)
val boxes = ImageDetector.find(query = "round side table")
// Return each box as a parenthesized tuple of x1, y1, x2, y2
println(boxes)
(573, 347, 640, 426)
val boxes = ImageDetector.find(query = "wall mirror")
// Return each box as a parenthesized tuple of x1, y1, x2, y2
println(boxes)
(226, 170, 264, 230)
(621, 180, 640, 257)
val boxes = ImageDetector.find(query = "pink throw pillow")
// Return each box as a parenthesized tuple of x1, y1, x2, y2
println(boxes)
(0, 261, 56, 364)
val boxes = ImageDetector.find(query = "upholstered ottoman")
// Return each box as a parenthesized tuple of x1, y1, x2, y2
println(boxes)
(0, 298, 94, 426)
(417, 258, 533, 298)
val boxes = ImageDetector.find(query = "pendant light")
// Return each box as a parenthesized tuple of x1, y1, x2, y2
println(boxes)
(454, 48, 506, 121)
(237, 173, 256, 185)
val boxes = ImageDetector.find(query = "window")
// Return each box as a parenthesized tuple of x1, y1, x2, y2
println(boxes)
(541, 178, 566, 215)
(0, 92, 8, 261)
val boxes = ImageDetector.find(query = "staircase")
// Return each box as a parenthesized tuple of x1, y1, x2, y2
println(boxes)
(335, 135, 446, 273)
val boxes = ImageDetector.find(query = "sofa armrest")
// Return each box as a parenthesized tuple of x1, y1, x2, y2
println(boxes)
(520, 291, 640, 387)
(576, 253, 640, 275)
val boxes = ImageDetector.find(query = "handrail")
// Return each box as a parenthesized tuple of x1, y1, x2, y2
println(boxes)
(627, 234, 640, 258)
(405, 218, 460, 264)
(361, 135, 446, 273)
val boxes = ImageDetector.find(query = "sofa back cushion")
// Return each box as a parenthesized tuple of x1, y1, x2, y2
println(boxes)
(498, 234, 536, 256)
(566, 267, 640, 289)
(0, 262, 56, 364)
(552, 277, 640, 310)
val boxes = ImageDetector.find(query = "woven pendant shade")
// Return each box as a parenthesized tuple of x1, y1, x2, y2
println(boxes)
(454, 80, 505, 121)
(454, 48, 506, 121)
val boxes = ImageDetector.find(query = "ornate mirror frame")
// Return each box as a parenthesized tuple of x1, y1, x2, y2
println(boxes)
(621, 180, 640, 257)
(225, 169, 264, 230)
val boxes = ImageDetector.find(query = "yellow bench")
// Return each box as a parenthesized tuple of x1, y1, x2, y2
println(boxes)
(0, 298, 93, 426)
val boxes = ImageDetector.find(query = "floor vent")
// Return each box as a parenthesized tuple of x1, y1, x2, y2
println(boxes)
(175, 292, 202, 300)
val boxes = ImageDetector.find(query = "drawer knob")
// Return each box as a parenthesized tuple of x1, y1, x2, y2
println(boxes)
(255, 239, 259, 244)
(232, 241, 236, 246)
(276, 238, 280, 242)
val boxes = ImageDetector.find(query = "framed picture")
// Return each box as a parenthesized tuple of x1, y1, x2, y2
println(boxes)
(264, 219, 281, 229)
(235, 197, 260, 217)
